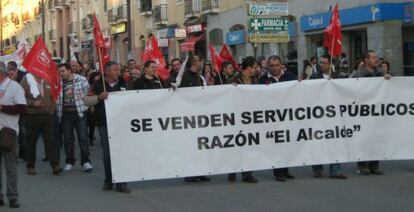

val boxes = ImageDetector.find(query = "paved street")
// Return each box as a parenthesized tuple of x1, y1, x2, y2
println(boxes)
(1, 142, 413, 212)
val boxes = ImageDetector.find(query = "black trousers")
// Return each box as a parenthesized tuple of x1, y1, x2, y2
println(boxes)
(25, 114, 60, 168)
(273, 168, 289, 177)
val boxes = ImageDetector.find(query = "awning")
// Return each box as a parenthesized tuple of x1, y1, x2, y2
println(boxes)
(180, 35, 205, 52)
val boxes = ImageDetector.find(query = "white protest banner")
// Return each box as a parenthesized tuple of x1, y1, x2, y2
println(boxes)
(106, 78, 414, 183)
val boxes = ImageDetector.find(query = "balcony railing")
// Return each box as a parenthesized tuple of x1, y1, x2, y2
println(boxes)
(108, 8, 116, 23)
(49, 29, 57, 42)
(117, 4, 128, 22)
(185, 0, 202, 18)
(153, 4, 168, 26)
(202, 0, 219, 14)
(140, 0, 152, 16)
(82, 16, 93, 32)
(69, 22, 78, 34)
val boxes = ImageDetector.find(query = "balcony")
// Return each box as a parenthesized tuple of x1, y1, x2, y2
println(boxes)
(140, 0, 152, 16)
(48, 0, 55, 12)
(82, 16, 93, 32)
(202, 0, 219, 14)
(49, 29, 57, 42)
(153, 4, 168, 26)
(55, 0, 69, 10)
(185, 0, 202, 18)
(116, 4, 128, 23)
(69, 22, 78, 34)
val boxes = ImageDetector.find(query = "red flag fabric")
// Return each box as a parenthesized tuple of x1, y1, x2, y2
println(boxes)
(93, 14, 110, 71)
(209, 45, 223, 73)
(323, 3, 342, 57)
(141, 36, 170, 81)
(22, 37, 61, 101)
(219, 44, 239, 70)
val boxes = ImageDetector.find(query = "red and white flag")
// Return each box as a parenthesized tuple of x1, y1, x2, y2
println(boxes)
(93, 14, 110, 71)
(22, 37, 61, 101)
(323, 3, 342, 57)
(209, 45, 223, 73)
(141, 36, 169, 81)
(219, 44, 239, 70)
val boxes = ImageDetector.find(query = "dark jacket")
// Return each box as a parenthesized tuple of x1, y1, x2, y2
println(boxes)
(352, 66, 383, 78)
(93, 77, 128, 126)
(180, 69, 204, 88)
(214, 73, 233, 85)
(310, 69, 340, 80)
(167, 70, 179, 87)
(226, 72, 257, 85)
(258, 71, 296, 84)
(130, 76, 163, 90)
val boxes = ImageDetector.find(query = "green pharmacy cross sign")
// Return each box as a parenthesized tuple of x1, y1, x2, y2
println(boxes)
(249, 17, 289, 32)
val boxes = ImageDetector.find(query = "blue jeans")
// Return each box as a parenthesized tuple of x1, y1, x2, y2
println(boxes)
(312, 164, 341, 176)
(62, 113, 91, 165)
(97, 125, 127, 188)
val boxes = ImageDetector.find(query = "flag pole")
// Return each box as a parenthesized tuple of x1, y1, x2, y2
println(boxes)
(217, 70, 223, 85)
(98, 47, 106, 92)
(329, 35, 335, 77)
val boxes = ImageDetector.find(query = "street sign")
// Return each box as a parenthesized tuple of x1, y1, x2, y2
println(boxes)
(249, 17, 289, 32)
(249, 33, 290, 43)
(249, 2, 289, 16)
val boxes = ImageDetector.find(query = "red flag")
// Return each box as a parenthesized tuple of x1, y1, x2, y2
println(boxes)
(323, 3, 342, 57)
(219, 44, 239, 70)
(209, 45, 223, 73)
(141, 36, 169, 81)
(22, 37, 61, 101)
(93, 14, 110, 71)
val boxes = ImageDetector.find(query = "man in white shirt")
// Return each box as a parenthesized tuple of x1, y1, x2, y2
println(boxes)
(0, 61, 27, 208)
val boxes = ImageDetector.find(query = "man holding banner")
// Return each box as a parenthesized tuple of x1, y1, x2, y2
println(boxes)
(258, 55, 296, 182)
(227, 56, 259, 183)
(309, 54, 347, 179)
(86, 61, 131, 193)
(352, 50, 391, 175)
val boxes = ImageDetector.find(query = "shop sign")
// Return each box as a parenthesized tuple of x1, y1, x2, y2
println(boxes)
(249, 33, 290, 43)
(226, 30, 246, 45)
(175, 29, 187, 38)
(81, 41, 92, 51)
(248, 2, 288, 16)
(187, 24, 203, 33)
(111, 23, 127, 34)
(249, 17, 289, 32)
(158, 39, 169, 47)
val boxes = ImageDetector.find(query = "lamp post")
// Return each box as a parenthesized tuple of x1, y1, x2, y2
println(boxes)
(41, 0, 45, 40)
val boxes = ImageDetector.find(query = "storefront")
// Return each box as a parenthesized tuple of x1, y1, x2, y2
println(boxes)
(156, 26, 177, 62)
(180, 24, 206, 58)
(299, 2, 412, 76)
(110, 22, 128, 64)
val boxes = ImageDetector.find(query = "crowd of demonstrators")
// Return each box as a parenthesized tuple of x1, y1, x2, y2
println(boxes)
(0, 49, 396, 208)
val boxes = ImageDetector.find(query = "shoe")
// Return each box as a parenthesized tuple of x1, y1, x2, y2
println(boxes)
(9, 199, 20, 208)
(242, 176, 258, 183)
(82, 162, 93, 172)
(227, 173, 236, 182)
(370, 169, 383, 175)
(116, 185, 131, 193)
(102, 182, 113, 191)
(27, 168, 36, 175)
(329, 173, 348, 179)
(184, 177, 199, 183)
(313, 171, 324, 178)
(198, 176, 210, 182)
(275, 175, 286, 182)
(285, 172, 295, 179)
(63, 164, 73, 171)
(52, 165, 63, 175)
(0, 199, 4, 206)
